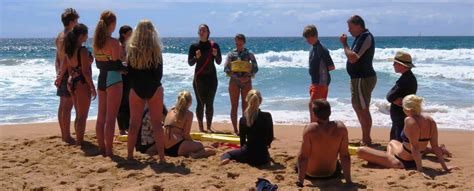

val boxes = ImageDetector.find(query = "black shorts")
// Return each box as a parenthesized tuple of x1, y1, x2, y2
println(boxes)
(295, 161, 342, 180)
(56, 73, 71, 97)
(164, 139, 184, 157)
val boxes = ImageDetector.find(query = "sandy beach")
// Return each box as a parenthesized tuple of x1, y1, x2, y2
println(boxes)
(0, 121, 472, 190)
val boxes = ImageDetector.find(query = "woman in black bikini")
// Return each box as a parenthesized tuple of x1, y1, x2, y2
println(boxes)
(357, 95, 455, 173)
(187, 24, 222, 132)
(63, 23, 96, 145)
(163, 91, 216, 158)
(224, 34, 258, 135)
(125, 20, 166, 162)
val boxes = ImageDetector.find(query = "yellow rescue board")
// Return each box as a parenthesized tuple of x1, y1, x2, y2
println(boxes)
(230, 60, 252, 73)
(191, 132, 240, 145)
(348, 145, 358, 155)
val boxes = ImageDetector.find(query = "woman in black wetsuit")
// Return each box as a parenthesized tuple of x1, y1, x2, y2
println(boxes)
(187, 24, 222, 132)
(125, 20, 166, 163)
(117, 25, 133, 135)
(220, 89, 274, 166)
(63, 23, 96, 145)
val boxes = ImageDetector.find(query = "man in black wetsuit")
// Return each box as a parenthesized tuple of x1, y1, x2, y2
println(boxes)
(386, 51, 417, 141)
(187, 24, 222, 132)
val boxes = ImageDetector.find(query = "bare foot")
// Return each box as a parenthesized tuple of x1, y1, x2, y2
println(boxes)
(220, 159, 231, 165)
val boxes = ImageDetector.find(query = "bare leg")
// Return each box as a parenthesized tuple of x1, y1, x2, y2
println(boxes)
(229, 81, 240, 134)
(73, 83, 92, 146)
(127, 89, 145, 160)
(59, 96, 74, 143)
(354, 107, 372, 145)
(179, 140, 216, 158)
(105, 83, 123, 157)
(148, 87, 166, 163)
(96, 90, 107, 156)
(357, 140, 403, 168)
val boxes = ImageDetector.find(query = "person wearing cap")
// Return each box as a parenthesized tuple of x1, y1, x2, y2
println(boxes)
(303, 24, 335, 123)
(339, 15, 377, 146)
(386, 51, 417, 141)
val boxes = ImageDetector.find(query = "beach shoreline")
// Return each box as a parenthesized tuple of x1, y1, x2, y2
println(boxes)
(0, 120, 472, 190)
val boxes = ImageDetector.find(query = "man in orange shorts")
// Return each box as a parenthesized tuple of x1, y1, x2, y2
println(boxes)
(303, 25, 335, 122)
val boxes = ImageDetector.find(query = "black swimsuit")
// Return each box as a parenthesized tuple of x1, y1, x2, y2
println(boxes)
(127, 62, 163, 99)
(68, 46, 89, 92)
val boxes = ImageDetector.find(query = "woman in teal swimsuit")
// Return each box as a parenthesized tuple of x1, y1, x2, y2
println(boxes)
(93, 10, 123, 157)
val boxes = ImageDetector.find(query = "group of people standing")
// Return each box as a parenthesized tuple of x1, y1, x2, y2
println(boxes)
(53, 8, 454, 187)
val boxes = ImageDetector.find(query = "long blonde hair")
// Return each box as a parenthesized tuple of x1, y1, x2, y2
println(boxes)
(93, 10, 116, 50)
(403, 94, 423, 114)
(244, 89, 262, 127)
(127, 19, 163, 69)
(175, 91, 192, 121)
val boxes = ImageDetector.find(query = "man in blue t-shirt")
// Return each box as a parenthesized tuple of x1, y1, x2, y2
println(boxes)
(339, 15, 377, 145)
(303, 25, 335, 122)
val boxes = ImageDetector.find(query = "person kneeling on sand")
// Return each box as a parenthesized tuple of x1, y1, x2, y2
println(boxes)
(357, 95, 456, 174)
(220, 89, 274, 166)
(296, 99, 352, 187)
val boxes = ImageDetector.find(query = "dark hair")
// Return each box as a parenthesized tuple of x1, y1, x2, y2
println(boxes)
(235, 33, 246, 43)
(312, 99, 331, 120)
(64, 23, 88, 58)
(61, 8, 79, 27)
(93, 10, 116, 50)
(199, 24, 210, 40)
(303, 25, 318, 38)
(347, 15, 365, 29)
(119, 25, 133, 45)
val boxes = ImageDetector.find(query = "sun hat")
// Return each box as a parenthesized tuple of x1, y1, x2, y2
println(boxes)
(389, 51, 415, 68)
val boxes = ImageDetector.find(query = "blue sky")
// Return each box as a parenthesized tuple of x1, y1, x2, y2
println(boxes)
(1, 0, 473, 38)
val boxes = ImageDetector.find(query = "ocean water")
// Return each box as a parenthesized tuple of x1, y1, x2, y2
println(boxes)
(0, 37, 473, 130)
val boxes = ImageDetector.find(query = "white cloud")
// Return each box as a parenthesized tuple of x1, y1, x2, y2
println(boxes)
(229, 10, 244, 23)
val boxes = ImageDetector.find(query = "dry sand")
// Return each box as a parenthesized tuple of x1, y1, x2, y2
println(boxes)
(0, 121, 472, 190)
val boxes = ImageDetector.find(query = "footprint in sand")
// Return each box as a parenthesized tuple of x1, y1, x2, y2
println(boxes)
(275, 174, 284, 181)
(227, 172, 239, 179)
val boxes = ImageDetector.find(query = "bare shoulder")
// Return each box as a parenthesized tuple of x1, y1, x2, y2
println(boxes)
(303, 123, 317, 135)
(107, 37, 121, 47)
(334, 121, 348, 134)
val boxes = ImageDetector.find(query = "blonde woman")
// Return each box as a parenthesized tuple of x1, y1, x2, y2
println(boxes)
(220, 89, 274, 166)
(357, 95, 456, 173)
(125, 20, 165, 162)
(93, 11, 123, 157)
(163, 91, 216, 158)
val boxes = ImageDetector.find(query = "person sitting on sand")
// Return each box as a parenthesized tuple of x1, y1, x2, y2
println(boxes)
(357, 95, 456, 174)
(220, 89, 274, 166)
(162, 91, 216, 158)
(296, 99, 352, 187)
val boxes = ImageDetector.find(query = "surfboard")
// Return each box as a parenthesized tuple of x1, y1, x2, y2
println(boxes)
(191, 132, 240, 144)
(348, 145, 358, 155)
(230, 60, 252, 73)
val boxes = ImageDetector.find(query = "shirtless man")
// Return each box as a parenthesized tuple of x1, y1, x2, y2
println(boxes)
(296, 99, 352, 187)
(54, 8, 79, 144)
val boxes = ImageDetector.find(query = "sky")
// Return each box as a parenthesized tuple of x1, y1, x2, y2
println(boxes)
(1, 0, 473, 38)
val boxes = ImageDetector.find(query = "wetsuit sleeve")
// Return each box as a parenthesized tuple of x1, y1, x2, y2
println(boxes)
(264, 113, 274, 147)
(386, 79, 402, 103)
(96, 60, 127, 71)
(250, 52, 258, 75)
(239, 118, 247, 146)
(224, 53, 232, 74)
(308, 48, 316, 76)
(214, 43, 222, 64)
(188, 44, 197, 66)
(322, 48, 335, 69)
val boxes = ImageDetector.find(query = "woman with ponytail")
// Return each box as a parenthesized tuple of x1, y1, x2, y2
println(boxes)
(93, 10, 123, 157)
(63, 23, 96, 145)
(221, 89, 274, 166)
(160, 91, 216, 158)
(357, 94, 456, 173)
